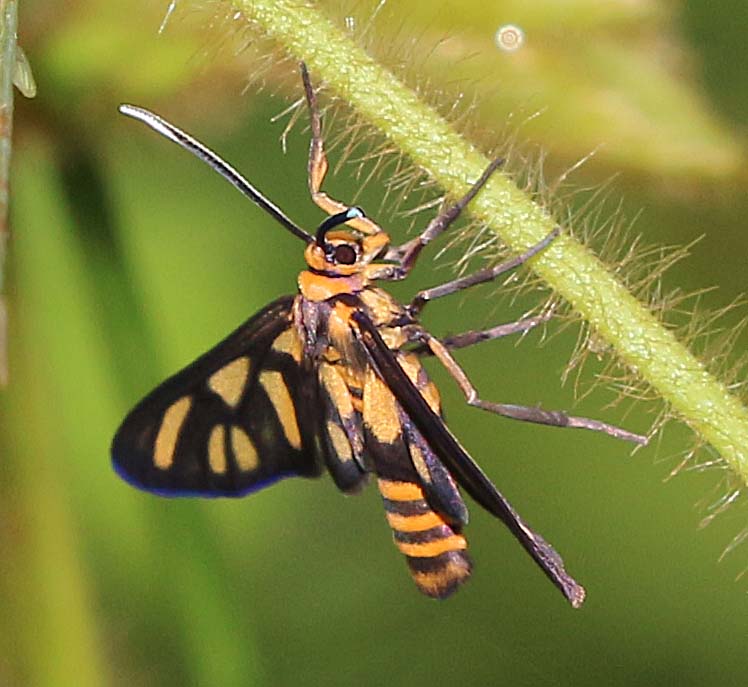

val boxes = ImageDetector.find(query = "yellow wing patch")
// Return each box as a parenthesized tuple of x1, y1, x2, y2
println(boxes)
(208, 425, 227, 474)
(259, 370, 302, 450)
(154, 396, 192, 469)
(363, 370, 400, 444)
(398, 352, 441, 413)
(319, 362, 355, 418)
(208, 424, 259, 474)
(231, 426, 259, 472)
(326, 420, 353, 463)
(208, 356, 250, 408)
(272, 327, 303, 363)
(409, 443, 432, 485)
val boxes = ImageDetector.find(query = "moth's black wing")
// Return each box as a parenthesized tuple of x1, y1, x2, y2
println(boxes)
(351, 309, 585, 607)
(112, 295, 323, 497)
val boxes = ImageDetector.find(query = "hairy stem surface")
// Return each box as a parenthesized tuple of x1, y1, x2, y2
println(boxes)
(231, 0, 748, 482)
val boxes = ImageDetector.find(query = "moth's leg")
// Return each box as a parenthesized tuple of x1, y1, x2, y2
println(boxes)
(415, 329, 648, 445)
(383, 157, 505, 275)
(412, 311, 553, 355)
(299, 63, 383, 236)
(407, 228, 559, 317)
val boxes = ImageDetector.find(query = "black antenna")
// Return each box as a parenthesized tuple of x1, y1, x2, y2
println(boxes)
(315, 207, 366, 246)
(119, 105, 313, 244)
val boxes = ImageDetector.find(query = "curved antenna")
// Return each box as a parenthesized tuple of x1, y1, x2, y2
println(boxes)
(316, 207, 366, 246)
(119, 104, 313, 244)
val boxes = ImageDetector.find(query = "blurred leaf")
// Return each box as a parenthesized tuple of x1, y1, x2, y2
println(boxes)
(34, 3, 201, 109)
(319, 0, 742, 182)
(7, 138, 110, 687)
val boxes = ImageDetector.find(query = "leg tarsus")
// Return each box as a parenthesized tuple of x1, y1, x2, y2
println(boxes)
(471, 400, 648, 445)
(383, 157, 505, 272)
(299, 62, 384, 235)
(441, 311, 552, 351)
(412, 311, 552, 355)
(300, 62, 327, 198)
(420, 328, 648, 446)
(408, 227, 560, 316)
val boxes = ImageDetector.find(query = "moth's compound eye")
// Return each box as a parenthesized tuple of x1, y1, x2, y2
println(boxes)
(333, 244, 358, 265)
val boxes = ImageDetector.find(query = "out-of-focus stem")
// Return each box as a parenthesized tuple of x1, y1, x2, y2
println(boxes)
(0, 0, 18, 386)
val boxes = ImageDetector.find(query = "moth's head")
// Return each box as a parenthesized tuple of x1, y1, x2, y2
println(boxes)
(305, 207, 390, 275)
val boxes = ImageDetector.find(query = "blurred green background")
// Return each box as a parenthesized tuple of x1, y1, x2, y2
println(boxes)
(2, 1, 748, 685)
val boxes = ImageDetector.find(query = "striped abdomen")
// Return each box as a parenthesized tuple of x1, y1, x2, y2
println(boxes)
(378, 478, 472, 599)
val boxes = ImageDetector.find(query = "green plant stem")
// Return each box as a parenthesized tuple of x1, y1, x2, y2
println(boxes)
(231, 0, 748, 482)
(0, 0, 17, 386)
(0, 0, 14, 242)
